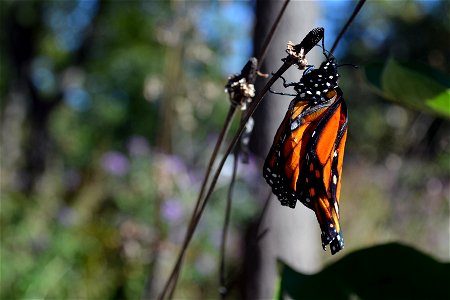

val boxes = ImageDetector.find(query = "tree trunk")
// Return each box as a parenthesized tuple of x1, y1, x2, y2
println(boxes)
(246, 1, 322, 298)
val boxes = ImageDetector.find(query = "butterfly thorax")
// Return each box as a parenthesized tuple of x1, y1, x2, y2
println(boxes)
(293, 59, 339, 104)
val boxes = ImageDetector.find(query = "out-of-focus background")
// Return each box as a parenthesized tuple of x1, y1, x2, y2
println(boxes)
(1, 1, 449, 299)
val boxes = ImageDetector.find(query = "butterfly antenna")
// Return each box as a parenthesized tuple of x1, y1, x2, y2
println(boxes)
(337, 63, 358, 69)
(321, 33, 328, 59)
(315, 43, 334, 61)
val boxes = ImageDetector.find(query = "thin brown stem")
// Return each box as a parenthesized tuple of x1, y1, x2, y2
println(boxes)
(219, 141, 239, 299)
(159, 59, 293, 300)
(158, 4, 310, 295)
(160, 0, 368, 294)
(257, 0, 290, 69)
(330, 0, 367, 55)
(190, 60, 292, 248)
(191, 106, 237, 227)
(255, 190, 273, 240)
(158, 106, 237, 300)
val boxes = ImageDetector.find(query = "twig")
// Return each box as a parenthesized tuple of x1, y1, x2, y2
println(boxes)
(213, 7, 298, 288)
(218, 143, 239, 299)
(159, 52, 295, 299)
(217, 57, 259, 297)
(216, 2, 293, 294)
(330, 0, 367, 55)
(195, 25, 330, 218)
(161, 0, 368, 295)
(158, 106, 237, 300)
(189, 106, 237, 229)
(255, 190, 273, 241)
(189, 58, 293, 255)
(182, 4, 368, 290)
(158, 12, 340, 300)
(159, 59, 258, 300)
(257, 0, 291, 69)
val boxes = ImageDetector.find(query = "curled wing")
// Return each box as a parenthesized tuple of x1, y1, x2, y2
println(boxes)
(263, 88, 348, 255)
(305, 89, 347, 254)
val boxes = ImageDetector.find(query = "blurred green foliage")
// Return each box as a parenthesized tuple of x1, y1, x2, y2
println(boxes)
(1, 1, 257, 299)
(1, 0, 449, 299)
(365, 58, 450, 118)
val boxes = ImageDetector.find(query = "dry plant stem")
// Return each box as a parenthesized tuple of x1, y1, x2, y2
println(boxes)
(160, 61, 292, 300)
(257, 0, 290, 69)
(160, 2, 367, 293)
(159, 0, 365, 292)
(175, 7, 366, 290)
(255, 190, 273, 241)
(219, 141, 239, 299)
(199, 60, 292, 215)
(162, 0, 368, 296)
(330, 0, 367, 54)
(191, 106, 237, 227)
(218, 110, 250, 298)
(165, 112, 240, 300)
(165, 108, 239, 300)
(158, 106, 237, 300)
(160, 2, 292, 297)
(166, 63, 291, 294)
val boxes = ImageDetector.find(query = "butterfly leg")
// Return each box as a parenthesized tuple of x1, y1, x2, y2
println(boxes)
(280, 75, 301, 89)
(270, 72, 300, 89)
(269, 88, 296, 97)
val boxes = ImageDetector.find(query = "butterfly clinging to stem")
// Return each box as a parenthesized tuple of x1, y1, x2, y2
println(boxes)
(263, 29, 348, 255)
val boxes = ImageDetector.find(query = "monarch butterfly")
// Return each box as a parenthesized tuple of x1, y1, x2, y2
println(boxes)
(263, 54, 347, 255)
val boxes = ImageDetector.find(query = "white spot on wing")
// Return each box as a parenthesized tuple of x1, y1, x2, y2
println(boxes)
(334, 201, 339, 214)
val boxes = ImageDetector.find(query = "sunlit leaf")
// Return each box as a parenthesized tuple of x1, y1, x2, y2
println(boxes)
(365, 58, 450, 119)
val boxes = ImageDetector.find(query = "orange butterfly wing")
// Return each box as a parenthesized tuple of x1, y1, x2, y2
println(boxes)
(305, 89, 347, 254)
(264, 99, 330, 208)
(263, 86, 348, 254)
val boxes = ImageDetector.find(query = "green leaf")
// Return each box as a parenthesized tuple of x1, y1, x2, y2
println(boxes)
(278, 243, 450, 300)
(365, 58, 450, 119)
(426, 90, 450, 116)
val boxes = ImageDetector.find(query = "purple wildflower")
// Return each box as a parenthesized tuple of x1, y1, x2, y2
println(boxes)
(101, 151, 129, 176)
(161, 198, 183, 224)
